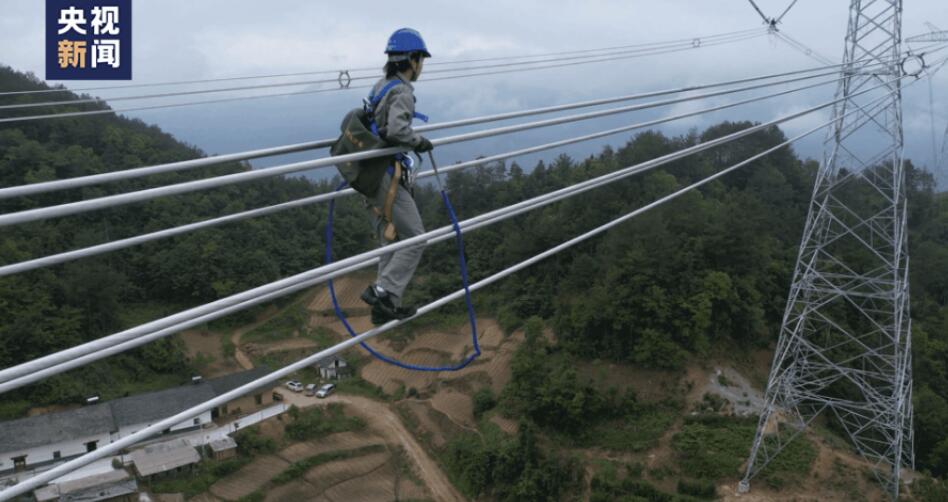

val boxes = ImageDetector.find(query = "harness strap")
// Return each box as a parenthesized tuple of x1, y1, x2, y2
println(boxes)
(365, 80, 428, 135)
(364, 81, 425, 237)
(325, 153, 481, 372)
(381, 161, 402, 241)
(367, 80, 402, 109)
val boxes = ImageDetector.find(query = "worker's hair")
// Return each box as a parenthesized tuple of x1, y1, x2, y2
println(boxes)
(384, 52, 424, 79)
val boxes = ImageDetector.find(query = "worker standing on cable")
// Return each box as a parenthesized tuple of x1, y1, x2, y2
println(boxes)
(346, 28, 434, 325)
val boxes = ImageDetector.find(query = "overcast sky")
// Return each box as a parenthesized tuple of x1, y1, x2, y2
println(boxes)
(1, 1, 946, 183)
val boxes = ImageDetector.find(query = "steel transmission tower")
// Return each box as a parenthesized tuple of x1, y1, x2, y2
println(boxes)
(740, 0, 914, 499)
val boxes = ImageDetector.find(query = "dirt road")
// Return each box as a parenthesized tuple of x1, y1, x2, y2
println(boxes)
(224, 281, 465, 501)
(283, 392, 465, 502)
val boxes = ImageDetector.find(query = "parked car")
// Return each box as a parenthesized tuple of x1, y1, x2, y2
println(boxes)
(315, 383, 336, 398)
(304, 383, 317, 396)
(272, 391, 284, 401)
(285, 380, 303, 392)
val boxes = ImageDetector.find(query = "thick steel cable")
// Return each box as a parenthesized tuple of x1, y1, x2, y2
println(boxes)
(0, 76, 844, 277)
(0, 88, 889, 501)
(0, 77, 855, 390)
(0, 74, 847, 277)
(0, 31, 769, 124)
(0, 28, 766, 97)
(1, 31, 768, 111)
(0, 58, 862, 200)
(0, 81, 871, 393)
(0, 66, 862, 228)
(0, 78, 898, 389)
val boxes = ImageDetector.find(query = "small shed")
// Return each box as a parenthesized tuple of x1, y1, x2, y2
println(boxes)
(208, 436, 238, 460)
(129, 439, 200, 479)
(315, 356, 351, 380)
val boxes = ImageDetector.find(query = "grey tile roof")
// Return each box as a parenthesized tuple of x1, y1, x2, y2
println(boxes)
(205, 366, 272, 396)
(0, 404, 114, 452)
(0, 368, 275, 453)
(316, 356, 347, 369)
(109, 383, 216, 428)
(130, 438, 200, 477)
(209, 436, 237, 452)
(35, 469, 135, 501)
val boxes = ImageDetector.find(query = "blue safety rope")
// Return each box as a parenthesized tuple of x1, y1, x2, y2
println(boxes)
(324, 155, 481, 372)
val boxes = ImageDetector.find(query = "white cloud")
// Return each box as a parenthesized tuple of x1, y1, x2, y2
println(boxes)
(0, 0, 944, 170)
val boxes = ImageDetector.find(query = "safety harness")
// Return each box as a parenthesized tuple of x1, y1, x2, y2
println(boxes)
(326, 152, 481, 372)
(364, 79, 429, 241)
(326, 77, 481, 372)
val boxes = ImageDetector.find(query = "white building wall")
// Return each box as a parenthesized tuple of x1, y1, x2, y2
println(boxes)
(112, 410, 212, 441)
(1, 411, 213, 471)
(0, 431, 111, 472)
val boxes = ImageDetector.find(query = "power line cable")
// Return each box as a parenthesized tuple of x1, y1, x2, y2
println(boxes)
(0, 67, 866, 227)
(0, 78, 876, 391)
(0, 87, 893, 501)
(776, 0, 801, 24)
(0, 90, 900, 396)
(0, 28, 767, 97)
(0, 31, 769, 124)
(0, 77, 899, 390)
(0, 58, 859, 200)
(0, 74, 844, 277)
(773, 30, 836, 65)
(931, 75, 940, 168)
(2, 30, 767, 111)
(1, 34, 765, 111)
(746, 0, 772, 24)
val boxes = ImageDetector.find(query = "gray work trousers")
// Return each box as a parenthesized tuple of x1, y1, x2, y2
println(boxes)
(369, 173, 425, 305)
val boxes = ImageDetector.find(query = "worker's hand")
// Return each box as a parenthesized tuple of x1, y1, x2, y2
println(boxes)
(413, 136, 434, 153)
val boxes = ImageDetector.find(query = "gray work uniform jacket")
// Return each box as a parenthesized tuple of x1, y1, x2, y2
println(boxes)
(370, 75, 423, 149)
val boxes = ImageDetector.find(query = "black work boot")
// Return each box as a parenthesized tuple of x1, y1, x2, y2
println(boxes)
(370, 293, 417, 325)
(361, 285, 381, 306)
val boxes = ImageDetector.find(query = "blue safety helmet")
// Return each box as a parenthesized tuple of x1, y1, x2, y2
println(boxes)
(385, 28, 432, 58)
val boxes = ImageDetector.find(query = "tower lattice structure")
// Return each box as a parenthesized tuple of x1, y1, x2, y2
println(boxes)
(740, 0, 913, 498)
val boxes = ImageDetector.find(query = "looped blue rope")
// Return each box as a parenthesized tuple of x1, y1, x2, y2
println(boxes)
(325, 158, 480, 372)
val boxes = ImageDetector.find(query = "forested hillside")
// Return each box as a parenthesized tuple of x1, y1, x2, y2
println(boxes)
(3, 65, 948, 499)
(405, 120, 948, 494)
(0, 66, 373, 414)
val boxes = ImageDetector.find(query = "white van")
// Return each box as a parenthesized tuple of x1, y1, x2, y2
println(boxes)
(316, 383, 336, 398)
(304, 383, 317, 396)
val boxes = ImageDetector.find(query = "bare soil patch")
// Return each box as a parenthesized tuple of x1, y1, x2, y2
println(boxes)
(258, 338, 319, 355)
(209, 455, 289, 501)
(303, 451, 390, 492)
(262, 481, 328, 502)
(322, 460, 397, 501)
(361, 348, 452, 394)
(402, 330, 475, 359)
(358, 323, 522, 397)
(322, 395, 464, 501)
(276, 431, 383, 463)
(401, 401, 448, 448)
(429, 389, 475, 429)
(308, 274, 374, 313)
(474, 318, 505, 349)
(178, 329, 239, 377)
